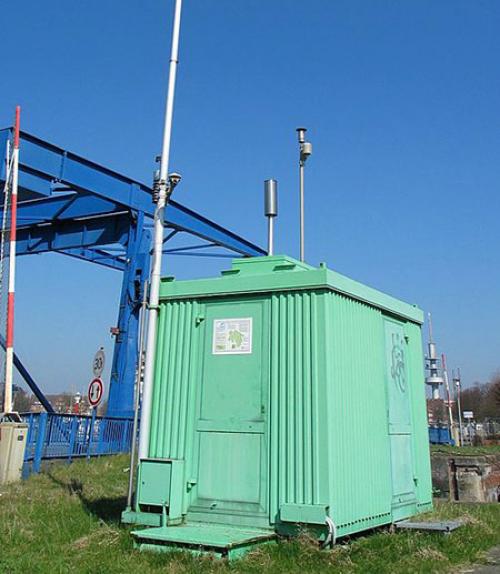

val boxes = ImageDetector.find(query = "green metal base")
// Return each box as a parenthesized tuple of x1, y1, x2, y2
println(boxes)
(131, 522, 276, 559)
(121, 508, 163, 527)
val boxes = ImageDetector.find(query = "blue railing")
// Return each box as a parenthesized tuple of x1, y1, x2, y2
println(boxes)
(21, 411, 134, 475)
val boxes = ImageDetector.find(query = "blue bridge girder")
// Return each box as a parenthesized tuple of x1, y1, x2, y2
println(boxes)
(59, 247, 127, 271)
(0, 129, 265, 257)
(0, 127, 265, 417)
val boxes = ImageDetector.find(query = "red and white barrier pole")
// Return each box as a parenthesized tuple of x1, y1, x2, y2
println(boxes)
(3, 106, 20, 413)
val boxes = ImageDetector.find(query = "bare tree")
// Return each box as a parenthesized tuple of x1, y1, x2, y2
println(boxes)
(12, 385, 33, 413)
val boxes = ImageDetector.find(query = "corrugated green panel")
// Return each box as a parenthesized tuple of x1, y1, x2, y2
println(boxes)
(269, 291, 321, 523)
(149, 299, 198, 462)
(405, 321, 433, 508)
(325, 293, 392, 533)
(325, 269, 424, 324)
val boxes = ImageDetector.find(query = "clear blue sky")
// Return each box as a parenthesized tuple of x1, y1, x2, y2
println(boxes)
(1, 0, 499, 395)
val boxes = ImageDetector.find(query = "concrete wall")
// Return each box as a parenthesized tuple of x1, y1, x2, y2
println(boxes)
(431, 452, 500, 503)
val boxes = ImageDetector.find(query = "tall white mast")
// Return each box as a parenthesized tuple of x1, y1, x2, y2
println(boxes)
(425, 313, 444, 400)
(138, 0, 183, 459)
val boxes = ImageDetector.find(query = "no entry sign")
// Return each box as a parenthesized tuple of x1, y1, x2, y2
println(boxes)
(88, 378, 104, 407)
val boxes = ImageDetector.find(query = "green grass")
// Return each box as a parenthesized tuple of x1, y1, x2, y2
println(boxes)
(1, 456, 500, 573)
(431, 444, 500, 456)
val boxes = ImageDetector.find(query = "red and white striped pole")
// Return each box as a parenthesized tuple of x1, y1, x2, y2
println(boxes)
(3, 106, 20, 413)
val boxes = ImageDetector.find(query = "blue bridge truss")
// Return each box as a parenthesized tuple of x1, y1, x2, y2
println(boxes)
(0, 128, 265, 417)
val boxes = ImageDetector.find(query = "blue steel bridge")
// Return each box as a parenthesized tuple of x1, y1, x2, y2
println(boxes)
(0, 127, 265, 418)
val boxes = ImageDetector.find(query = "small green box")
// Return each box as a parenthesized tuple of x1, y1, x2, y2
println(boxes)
(137, 458, 184, 522)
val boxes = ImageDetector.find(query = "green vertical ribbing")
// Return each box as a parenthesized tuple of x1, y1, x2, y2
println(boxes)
(302, 292, 312, 505)
(310, 291, 321, 505)
(286, 294, 295, 502)
(163, 302, 180, 455)
(278, 293, 287, 507)
(406, 321, 432, 506)
(269, 294, 280, 521)
(157, 302, 173, 456)
(149, 303, 167, 456)
(183, 301, 201, 514)
(327, 293, 391, 531)
(169, 301, 186, 456)
(294, 293, 303, 502)
(177, 301, 193, 456)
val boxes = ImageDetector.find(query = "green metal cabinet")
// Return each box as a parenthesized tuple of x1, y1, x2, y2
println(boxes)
(136, 458, 184, 524)
(127, 255, 432, 542)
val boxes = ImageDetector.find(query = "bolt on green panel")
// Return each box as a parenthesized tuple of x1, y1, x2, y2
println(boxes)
(128, 255, 432, 549)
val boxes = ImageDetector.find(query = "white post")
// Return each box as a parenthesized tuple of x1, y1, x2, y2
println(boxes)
(299, 158, 305, 262)
(138, 0, 183, 460)
(455, 369, 463, 447)
(264, 179, 278, 256)
(3, 106, 20, 414)
(441, 353, 454, 437)
(296, 128, 312, 263)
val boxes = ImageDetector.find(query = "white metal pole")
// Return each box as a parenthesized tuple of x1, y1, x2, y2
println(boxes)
(441, 353, 454, 435)
(296, 128, 311, 263)
(455, 369, 463, 447)
(264, 179, 277, 256)
(299, 160, 305, 262)
(0, 140, 10, 412)
(3, 106, 20, 414)
(268, 217, 274, 256)
(138, 0, 182, 460)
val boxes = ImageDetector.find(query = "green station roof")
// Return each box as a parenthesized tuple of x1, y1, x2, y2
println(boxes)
(160, 255, 424, 324)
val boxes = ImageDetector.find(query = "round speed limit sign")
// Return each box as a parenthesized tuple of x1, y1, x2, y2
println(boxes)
(92, 348, 105, 378)
(88, 378, 104, 407)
